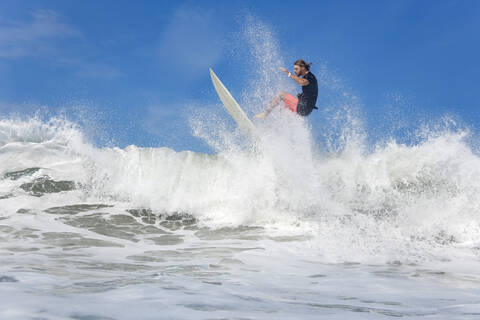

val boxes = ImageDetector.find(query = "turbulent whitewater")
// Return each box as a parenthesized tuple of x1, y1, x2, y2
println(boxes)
(1, 113, 480, 319)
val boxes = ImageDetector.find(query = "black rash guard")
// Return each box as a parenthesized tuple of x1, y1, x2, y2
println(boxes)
(297, 71, 318, 116)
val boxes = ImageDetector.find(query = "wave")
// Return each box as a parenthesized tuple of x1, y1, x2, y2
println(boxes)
(1, 115, 480, 264)
(1, 18, 479, 265)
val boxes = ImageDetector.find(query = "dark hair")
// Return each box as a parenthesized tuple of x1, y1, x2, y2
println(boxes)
(294, 59, 313, 71)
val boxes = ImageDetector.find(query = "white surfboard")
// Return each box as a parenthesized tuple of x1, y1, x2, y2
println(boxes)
(209, 68, 256, 139)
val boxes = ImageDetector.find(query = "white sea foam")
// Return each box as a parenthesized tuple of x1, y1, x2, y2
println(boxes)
(1, 107, 480, 267)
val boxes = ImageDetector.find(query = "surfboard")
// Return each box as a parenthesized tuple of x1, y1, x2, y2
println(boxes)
(209, 68, 256, 139)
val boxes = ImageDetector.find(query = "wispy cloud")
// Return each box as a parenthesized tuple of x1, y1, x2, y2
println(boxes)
(157, 5, 224, 77)
(0, 9, 81, 59)
(59, 58, 124, 79)
(0, 9, 123, 79)
(75, 64, 123, 79)
(144, 104, 183, 136)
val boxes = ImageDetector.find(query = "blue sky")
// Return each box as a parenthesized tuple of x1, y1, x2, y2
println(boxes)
(0, 0, 479, 151)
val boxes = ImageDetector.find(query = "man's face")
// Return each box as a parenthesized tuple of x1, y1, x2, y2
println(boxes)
(293, 65, 305, 76)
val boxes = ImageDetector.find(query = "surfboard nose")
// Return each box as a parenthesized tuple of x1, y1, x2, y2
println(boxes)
(209, 68, 257, 140)
(209, 68, 216, 81)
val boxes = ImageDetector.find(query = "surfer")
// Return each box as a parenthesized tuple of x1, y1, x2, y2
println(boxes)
(254, 59, 318, 118)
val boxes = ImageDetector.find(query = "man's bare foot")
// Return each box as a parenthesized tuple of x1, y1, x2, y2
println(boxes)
(253, 110, 270, 119)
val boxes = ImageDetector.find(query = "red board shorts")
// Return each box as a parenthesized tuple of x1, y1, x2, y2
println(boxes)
(283, 93, 298, 113)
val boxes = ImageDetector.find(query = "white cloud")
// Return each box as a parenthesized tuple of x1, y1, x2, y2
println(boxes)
(0, 9, 122, 79)
(144, 104, 183, 136)
(73, 62, 123, 79)
(157, 5, 224, 77)
(0, 9, 81, 59)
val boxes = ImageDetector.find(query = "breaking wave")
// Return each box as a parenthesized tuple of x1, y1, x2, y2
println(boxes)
(1, 18, 479, 266)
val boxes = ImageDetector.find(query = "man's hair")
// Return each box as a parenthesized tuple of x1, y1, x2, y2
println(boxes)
(294, 59, 313, 71)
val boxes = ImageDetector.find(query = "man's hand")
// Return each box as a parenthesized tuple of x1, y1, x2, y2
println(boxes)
(279, 67, 289, 75)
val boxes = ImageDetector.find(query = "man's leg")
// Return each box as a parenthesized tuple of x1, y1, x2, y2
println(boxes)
(254, 91, 286, 119)
(267, 91, 286, 110)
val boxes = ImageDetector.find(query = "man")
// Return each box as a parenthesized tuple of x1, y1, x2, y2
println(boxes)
(254, 59, 318, 118)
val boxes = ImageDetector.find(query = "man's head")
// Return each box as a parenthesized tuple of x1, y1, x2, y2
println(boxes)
(293, 59, 311, 76)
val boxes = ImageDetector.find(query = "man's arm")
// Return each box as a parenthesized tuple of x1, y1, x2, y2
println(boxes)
(280, 67, 309, 86)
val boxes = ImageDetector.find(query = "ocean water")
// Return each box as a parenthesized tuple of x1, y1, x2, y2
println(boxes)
(1, 111, 480, 320)
(2, 20, 480, 320)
